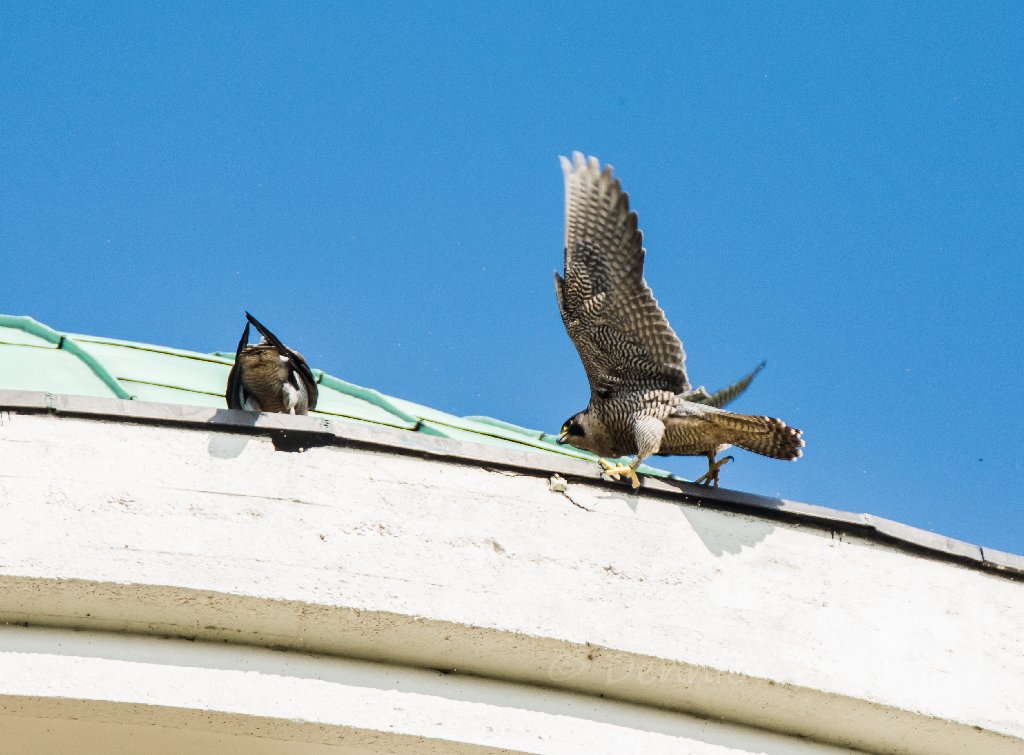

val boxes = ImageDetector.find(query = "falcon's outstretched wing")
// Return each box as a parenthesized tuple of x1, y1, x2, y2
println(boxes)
(555, 152, 688, 400)
(683, 361, 767, 408)
(226, 321, 251, 410)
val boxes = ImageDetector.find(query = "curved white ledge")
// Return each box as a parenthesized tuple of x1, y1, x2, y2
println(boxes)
(0, 406, 1022, 754)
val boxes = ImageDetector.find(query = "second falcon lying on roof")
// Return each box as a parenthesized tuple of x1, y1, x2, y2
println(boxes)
(554, 152, 803, 489)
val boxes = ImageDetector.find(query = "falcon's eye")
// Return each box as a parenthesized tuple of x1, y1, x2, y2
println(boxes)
(564, 418, 585, 437)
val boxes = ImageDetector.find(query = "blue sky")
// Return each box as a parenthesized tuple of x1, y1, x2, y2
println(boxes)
(3, 3, 1022, 553)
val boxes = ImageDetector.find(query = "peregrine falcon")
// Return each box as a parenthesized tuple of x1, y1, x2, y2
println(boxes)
(226, 312, 318, 415)
(554, 152, 803, 489)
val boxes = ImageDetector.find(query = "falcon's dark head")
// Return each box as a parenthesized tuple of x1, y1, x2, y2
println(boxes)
(557, 412, 586, 443)
(557, 409, 618, 456)
(557, 410, 603, 454)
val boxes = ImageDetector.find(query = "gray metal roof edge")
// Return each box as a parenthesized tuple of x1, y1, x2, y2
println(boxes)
(2, 388, 1020, 581)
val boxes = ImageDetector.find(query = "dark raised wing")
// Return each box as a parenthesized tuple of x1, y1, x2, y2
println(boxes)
(245, 311, 319, 410)
(682, 360, 767, 408)
(555, 152, 688, 400)
(225, 321, 251, 410)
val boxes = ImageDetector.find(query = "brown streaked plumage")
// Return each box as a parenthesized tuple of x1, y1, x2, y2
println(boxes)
(226, 312, 318, 415)
(554, 152, 803, 489)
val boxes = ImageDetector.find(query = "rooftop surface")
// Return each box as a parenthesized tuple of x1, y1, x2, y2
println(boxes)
(0, 313, 665, 477)
(2, 312, 1021, 580)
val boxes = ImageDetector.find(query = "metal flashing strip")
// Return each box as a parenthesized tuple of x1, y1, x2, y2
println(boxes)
(1, 388, 1019, 581)
(72, 333, 237, 365)
(315, 373, 425, 429)
(0, 316, 136, 400)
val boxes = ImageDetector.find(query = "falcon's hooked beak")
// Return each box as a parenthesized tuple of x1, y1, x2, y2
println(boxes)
(557, 431, 568, 445)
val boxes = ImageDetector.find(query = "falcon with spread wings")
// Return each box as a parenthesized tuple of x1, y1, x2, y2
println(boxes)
(555, 153, 803, 489)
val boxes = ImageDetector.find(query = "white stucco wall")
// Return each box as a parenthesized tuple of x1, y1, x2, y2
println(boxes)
(1, 407, 1022, 754)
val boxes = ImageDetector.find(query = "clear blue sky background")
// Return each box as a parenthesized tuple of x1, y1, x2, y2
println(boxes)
(3, 3, 1022, 553)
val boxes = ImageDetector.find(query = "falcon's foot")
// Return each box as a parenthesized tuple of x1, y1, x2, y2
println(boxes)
(693, 455, 734, 487)
(598, 459, 641, 489)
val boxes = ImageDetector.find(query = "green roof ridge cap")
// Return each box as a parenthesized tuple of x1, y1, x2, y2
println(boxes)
(462, 415, 545, 439)
(0, 315, 135, 400)
(316, 373, 423, 427)
(0, 314, 62, 346)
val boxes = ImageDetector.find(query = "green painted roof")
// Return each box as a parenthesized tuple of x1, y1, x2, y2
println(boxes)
(0, 314, 671, 477)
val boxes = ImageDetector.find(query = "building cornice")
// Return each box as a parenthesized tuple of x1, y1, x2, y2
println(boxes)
(2, 389, 1020, 580)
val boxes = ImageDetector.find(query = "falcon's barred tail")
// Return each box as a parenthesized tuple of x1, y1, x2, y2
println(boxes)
(710, 412, 804, 460)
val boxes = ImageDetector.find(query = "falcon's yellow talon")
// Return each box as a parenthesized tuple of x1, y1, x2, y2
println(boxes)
(694, 455, 733, 487)
(599, 460, 641, 489)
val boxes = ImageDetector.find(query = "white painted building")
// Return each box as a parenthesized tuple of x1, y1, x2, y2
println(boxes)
(0, 316, 1022, 754)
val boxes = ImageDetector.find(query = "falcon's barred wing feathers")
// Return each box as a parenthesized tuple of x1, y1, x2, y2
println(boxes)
(555, 152, 688, 399)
